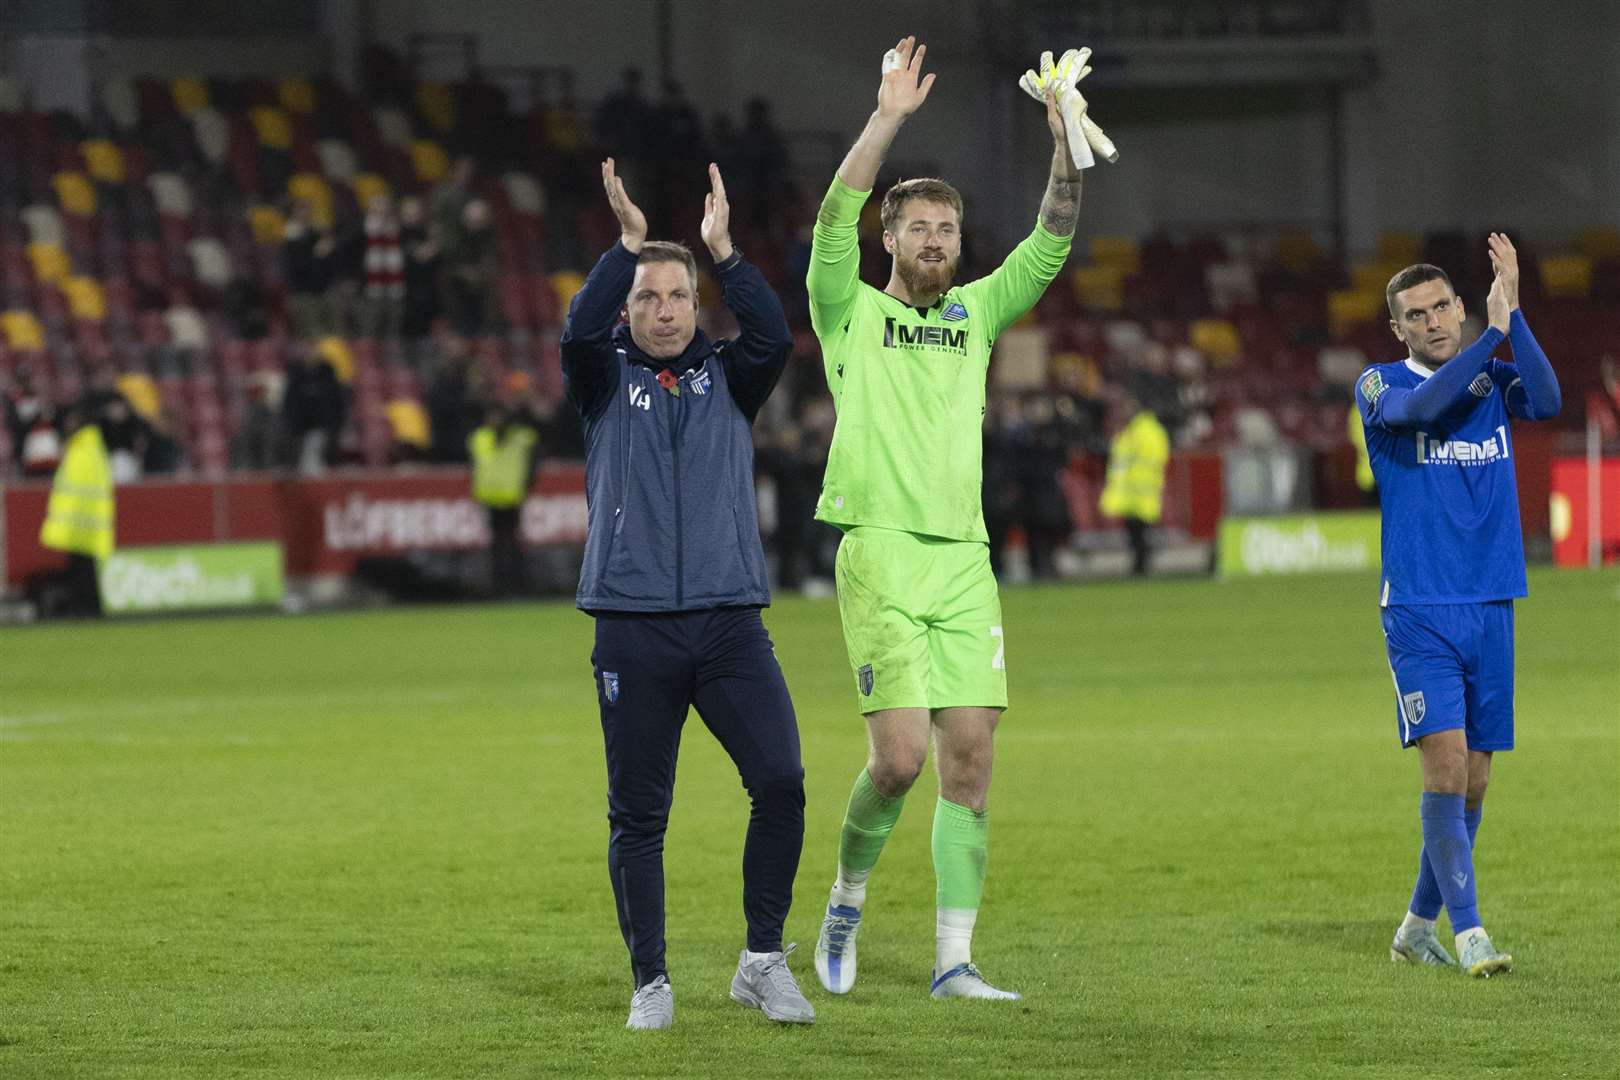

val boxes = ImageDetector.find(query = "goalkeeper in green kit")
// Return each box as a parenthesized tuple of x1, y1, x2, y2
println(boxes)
(810, 36, 1096, 1001)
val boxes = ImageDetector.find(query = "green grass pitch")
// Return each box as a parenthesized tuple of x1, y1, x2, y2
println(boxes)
(3, 568, 1616, 1078)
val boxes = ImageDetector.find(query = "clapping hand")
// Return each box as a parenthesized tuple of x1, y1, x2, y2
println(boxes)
(602, 157, 647, 253)
(700, 163, 733, 262)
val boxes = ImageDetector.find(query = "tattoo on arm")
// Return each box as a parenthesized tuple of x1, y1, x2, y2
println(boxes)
(1039, 169, 1082, 237)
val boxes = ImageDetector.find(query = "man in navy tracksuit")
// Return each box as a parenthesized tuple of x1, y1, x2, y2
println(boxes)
(562, 158, 814, 1029)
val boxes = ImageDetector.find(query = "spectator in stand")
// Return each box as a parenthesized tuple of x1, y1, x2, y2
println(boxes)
(398, 195, 442, 339)
(79, 367, 145, 483)
(283, 197, 341, 337)
(142, 406, 185, 475)
(444, 198, 499, 337)
(5, 365, 54, 477)
(1014, 393, 1075, 580)
(361, 193, 405, 339)
(232, 372, 282, 471)
(736, 97, 789, 233)
(432, 155, 478, 254)
(594, 68, 655, 189)
(282, 343, 346, 474)
(427, 333, 476, 464)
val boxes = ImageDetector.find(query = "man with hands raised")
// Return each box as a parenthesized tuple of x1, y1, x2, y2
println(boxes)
(808, 36, 1088, 1002)
(1355, 233, 1560, 978)
(562, 159, 812, 1028)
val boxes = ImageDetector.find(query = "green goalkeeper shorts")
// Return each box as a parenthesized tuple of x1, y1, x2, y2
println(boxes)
(833, 525, 1007, 714)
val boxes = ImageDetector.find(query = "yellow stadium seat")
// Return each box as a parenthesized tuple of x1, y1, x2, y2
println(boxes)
(277, 76, 317, 115)
(385, 399, 431, 450)
(249, 106, 293, 151)
(351, 173, 391, 211)
(116, 373, 161, 421)
(248, 205, 287, 245)
(63, 276, 106, 321)
(1577, 227, 1620, 263)
(171, 76, 209, 116)
(0, 310, 46, 350)
(1328, 289, 1383, 335)
(1376, 231, 1422, 265)
(1351, 259, 1406, 295)
(287, 174, 334, 230)
(549, 270, 587, 312)
(53, 172, 97, 217)
(416, 81, 456, 135)
(26, 242, 71, 285)
(1189, 318, 1242, 366)
(409, 140, 449, 184)
(1071, 265, 1125, 312)
(81, 139, 126, 184)
(1090, 235, 1141, 274)
(315, 336, 355, 384)
(1540, 255, 1593, 300)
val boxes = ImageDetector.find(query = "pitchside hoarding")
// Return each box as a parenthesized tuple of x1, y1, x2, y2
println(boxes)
(1218, 511, 1382, 578)
(96, 543, 284, 615)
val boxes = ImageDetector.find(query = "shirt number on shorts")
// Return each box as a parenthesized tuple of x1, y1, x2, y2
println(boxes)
(990, 626, 1005, 670)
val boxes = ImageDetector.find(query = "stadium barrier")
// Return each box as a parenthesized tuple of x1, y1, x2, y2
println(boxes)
(1217, 511, 1381, 578)
(3, 466, 589, 591)
(1550, 456, 1620, 567)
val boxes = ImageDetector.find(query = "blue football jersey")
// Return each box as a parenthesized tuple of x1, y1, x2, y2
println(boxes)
(1355, 356, 1532, 605)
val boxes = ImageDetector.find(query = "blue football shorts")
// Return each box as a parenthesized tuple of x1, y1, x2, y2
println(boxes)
(1380, 601, 1515, 751)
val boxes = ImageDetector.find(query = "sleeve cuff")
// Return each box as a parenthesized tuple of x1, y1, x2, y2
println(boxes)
(1509, 308, 1528, 330)
(714, 248, 744, 274)
(1030, 218, 1073, 249)
(610, 240, 641, 263)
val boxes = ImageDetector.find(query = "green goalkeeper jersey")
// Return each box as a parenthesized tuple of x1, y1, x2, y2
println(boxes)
(808, 176, 1071, 543)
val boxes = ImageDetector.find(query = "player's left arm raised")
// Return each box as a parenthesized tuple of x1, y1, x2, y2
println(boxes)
(1038, 87, 1084, 239)
(705, 163, 792, 420)
(1488, 232, 1561, 420)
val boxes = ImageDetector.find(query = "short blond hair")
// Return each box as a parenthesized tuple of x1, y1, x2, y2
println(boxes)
(880, 178, 964, 236)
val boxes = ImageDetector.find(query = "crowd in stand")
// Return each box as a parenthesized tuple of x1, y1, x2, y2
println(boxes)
(4, 49, 1616, 584)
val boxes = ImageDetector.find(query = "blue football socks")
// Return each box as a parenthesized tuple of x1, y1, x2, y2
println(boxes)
(1410, 801, 1482, 920)
(1417, 792, 1481, 933)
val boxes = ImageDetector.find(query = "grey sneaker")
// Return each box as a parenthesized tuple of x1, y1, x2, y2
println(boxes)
(1456, 928, 1513, 978)
(730, 944, 815, 1024)
(626, 975, 673, 1030)
(1390, 921, 1456, 966)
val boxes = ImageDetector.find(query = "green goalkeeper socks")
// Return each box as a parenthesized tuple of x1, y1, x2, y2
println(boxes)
(932, 796, 989, 911)
(837, 768, 907, 880)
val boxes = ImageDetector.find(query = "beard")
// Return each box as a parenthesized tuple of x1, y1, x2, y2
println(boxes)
(895, 251, 958, 299)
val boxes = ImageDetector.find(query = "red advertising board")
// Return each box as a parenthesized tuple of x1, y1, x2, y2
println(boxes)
(1550, 456, 1620, 566)
(4, 466, 588, 585)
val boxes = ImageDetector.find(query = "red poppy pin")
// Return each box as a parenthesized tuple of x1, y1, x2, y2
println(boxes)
(656, 369, 680, 396)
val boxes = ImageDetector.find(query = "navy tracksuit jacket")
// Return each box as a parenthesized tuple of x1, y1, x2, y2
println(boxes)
(561, 242, 803, 986)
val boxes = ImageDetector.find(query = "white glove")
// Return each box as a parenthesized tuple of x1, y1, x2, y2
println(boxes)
(1019, 46, 1117, 167)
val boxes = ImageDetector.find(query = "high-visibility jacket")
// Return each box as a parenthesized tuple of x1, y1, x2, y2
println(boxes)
(468, 424, 537, 509)
(1099, 409, 1170, 523)
(1348, 403, 1375, 491)
(39, 424, 115, 558)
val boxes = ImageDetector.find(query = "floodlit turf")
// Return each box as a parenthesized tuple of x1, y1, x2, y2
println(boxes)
(2, 567, 1616, 1078)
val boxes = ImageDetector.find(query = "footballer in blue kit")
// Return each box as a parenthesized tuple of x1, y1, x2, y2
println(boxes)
(1354, 234, 1561, 978)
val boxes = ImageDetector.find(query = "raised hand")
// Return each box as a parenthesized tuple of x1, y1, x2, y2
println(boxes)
(1487, 232, 1519, 311)
(877, 36, 937, 121)
(602, 157, 647, 253)
(1486, 270, 1509, 334)
(699, 162, 733, 262)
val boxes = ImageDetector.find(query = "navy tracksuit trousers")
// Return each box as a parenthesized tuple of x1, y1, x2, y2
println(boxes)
(592, 606, 804, 988)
